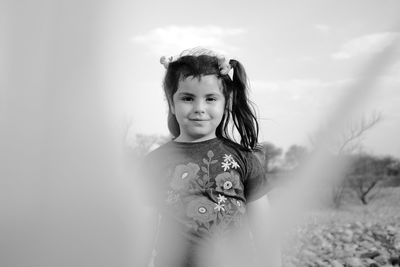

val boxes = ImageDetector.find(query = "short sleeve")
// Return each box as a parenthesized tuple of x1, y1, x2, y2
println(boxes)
(243, 152, 270, 202)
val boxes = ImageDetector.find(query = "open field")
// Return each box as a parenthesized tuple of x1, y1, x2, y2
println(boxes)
(308, 187, 400, 224)
(281, 187, 400, 267)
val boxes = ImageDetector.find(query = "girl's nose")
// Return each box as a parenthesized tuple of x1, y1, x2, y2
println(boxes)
(193, 100, 206, 113)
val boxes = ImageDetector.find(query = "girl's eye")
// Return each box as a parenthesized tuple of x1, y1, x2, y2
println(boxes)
(181, 97, 193, 102)
(206, 97, 217, 102)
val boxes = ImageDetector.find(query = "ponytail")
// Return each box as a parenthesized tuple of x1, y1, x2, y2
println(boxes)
(227, 59, 259, 151)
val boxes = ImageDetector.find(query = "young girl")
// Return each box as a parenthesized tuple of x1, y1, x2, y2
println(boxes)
(141, 48, 280, 267)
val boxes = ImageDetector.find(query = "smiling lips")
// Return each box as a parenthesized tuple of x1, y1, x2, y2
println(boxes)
(189, 118, 209, 121)
(189, 119, 209, 125)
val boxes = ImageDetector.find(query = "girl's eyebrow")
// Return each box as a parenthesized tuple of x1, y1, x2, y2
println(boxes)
(176, 92, 195, 96)
(205, 93, 222, 97)
(176, 92, 222, 97)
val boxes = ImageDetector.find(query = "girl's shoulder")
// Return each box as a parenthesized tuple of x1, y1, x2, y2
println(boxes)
(219, 137, 259, 157)
(144, 140, 175, 159)
(219, 138, 262, 170)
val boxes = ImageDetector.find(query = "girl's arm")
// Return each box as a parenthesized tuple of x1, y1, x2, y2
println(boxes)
(247, 195, 282, 267)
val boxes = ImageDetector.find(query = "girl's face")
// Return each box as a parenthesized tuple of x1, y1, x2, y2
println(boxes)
(171, 75, 226, 142)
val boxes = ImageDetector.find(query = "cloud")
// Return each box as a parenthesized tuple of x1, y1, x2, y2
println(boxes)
(332, 32, 400, 60)
(131, 25, 246, 56)
(314, 24, 331, 33)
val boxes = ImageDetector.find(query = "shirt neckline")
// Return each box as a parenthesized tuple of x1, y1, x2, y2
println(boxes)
(171, 137, 220, 147)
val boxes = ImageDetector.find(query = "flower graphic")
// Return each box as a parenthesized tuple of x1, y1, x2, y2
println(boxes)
(170, 163, 200, 191)
(217, 194, 227, 203)
(186, 197, 217, 223)
(214, 203, 225, 212)
(231, 161, 240, 169)
(223, 181, 233, 190)
(223, 154, 234, 162)
(221, 161, 230, 171)
(220, 154, 240, 171)
(215, 171, 241, 196)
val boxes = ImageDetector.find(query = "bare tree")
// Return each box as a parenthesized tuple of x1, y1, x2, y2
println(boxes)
(309, 112, 383, 207)
(335, 111, 382, 154)
(347, 154, 395, 204)
(309, 111, 382, 154)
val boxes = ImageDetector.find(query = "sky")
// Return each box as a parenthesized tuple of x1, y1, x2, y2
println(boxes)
(121, 0, 400, 157)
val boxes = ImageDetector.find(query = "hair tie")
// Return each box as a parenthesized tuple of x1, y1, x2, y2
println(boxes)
(229, 59, 238, 69)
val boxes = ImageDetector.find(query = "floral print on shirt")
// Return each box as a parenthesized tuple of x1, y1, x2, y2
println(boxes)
(170, 163, 200, 191)
(164, 150, 246, 236)
(215, 171, 241, 196)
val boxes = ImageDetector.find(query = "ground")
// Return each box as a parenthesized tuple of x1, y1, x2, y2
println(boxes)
(281, 187, 400, 267)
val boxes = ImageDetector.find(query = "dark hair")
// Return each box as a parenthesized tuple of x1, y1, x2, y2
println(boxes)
(162, 54, 259, 151)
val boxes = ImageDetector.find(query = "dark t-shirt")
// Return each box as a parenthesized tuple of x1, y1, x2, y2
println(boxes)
(141, 137, 269, 266)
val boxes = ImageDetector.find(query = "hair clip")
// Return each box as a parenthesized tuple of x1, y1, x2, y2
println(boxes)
(160, 56, 173, 69)
(218, 56, 232, 76)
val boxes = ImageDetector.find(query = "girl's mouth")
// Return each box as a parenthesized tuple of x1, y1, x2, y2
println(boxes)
(190, 119, 209, 125)
(190, 118, 208, 121)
